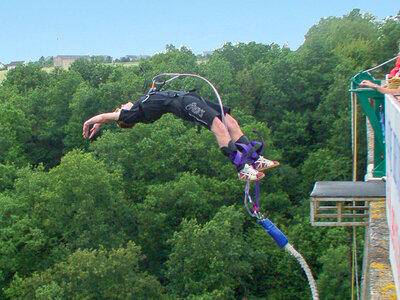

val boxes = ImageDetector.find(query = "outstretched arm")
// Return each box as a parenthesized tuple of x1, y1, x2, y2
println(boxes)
(360, 80, 400, 95)
(83, 112, 120, 139)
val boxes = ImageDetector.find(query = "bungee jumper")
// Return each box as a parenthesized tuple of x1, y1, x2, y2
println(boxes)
(82, 73, 279, 181)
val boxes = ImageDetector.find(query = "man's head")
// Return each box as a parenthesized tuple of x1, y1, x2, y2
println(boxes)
(116, 102, 135, 129)
(117, 120, 136, 128)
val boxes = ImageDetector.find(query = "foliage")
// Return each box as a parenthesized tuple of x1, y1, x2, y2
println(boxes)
(0, 151, 134, 294)
(0, 9, 398, 299)
(5, 242, 165, 300)
(317, 245, 351, 300)
(165, 206, 251, 299)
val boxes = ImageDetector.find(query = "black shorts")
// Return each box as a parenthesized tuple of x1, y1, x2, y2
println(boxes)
(142, 91, 230, 130)
(169, 93, 231, 130)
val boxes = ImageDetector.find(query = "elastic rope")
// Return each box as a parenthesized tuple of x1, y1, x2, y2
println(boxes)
(151, 73, 227, 126)
(244, 182, 255, 217)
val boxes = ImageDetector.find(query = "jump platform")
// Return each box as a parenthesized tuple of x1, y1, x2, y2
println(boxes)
(310, 181, 386, 226)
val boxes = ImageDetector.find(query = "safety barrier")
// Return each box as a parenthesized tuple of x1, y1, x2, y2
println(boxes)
(385, 93, 400, 295)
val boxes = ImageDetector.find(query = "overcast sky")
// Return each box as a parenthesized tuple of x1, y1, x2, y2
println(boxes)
(1, 0, 399, 63)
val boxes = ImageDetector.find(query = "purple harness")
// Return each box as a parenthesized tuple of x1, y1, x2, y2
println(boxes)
(235, 131, 265, 217)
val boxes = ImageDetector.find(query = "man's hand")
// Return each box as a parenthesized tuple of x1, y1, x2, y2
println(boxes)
(89, 123, 101, 139)
(83, 122, 101, 139)
(359, 80, 377, 89)
(82, 121, 90, 138)
(82, 112, 120, 139)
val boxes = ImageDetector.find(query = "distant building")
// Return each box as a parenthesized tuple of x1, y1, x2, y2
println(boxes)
(0, 62, 5, 69)
(53, 55, 90, 68)
(7, 61, 26, 70)
(124, 55, 149, 61)
(201, 51, 213, 57)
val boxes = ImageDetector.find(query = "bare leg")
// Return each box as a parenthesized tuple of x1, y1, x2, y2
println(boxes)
(210, 117, 231, 147)
(225, 114, 244, 142)
(211, 114, 245, 146)
(212, 115, 265, 180)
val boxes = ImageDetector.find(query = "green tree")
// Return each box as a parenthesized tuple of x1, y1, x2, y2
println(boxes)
(165, 206, 251, 299)
(2, 64, 51, 94)
(148, 46, 199, 85)
(272, 110, 312, 167)
(134, 172, 235, 277)
(374, 12, 400, 75)
(0, 163, 20, 192)
(26, 70, 82, 166)
(0, 9, 397, 299)
(69, 58, 114, 88)
(300, 148, 352, 195)
(214, 42, 247, 72)
(0, 151, 134, 296)
(5, 242, 165, 300)
(317, 245, 351, 300)
(0, 101, 30, 166)
(198, 53, 239, 107)
(1, 69, 83, 167)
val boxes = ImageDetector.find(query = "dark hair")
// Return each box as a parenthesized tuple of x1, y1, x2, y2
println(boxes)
(115, 107, 135, 129)
(117, 120, 136, 129)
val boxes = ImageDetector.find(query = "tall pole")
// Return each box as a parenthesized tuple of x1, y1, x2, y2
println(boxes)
(351, 90, 358, 300)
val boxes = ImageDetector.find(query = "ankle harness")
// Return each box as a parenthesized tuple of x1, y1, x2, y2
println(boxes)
(235, 131, 264, 166)
(221, 141, 247, 170)
(236, 131, 265, 219)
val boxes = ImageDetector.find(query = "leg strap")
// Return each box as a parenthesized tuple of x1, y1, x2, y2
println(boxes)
(235, 131, 264, 165)
(221, 140, 246, 170)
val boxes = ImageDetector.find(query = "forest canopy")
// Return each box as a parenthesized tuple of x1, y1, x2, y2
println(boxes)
(0, 9, 399, 299)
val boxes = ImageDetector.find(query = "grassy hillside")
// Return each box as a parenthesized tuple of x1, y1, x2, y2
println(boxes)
(0, 70, 7, 82)
(0, 62, 142, 83)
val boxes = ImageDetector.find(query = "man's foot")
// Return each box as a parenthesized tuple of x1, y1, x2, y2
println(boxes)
(238, 164, 265, 181)
(253, 155, 280, 171)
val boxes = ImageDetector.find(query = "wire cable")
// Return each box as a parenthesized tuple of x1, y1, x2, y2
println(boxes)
(363, 55, 399, 73)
